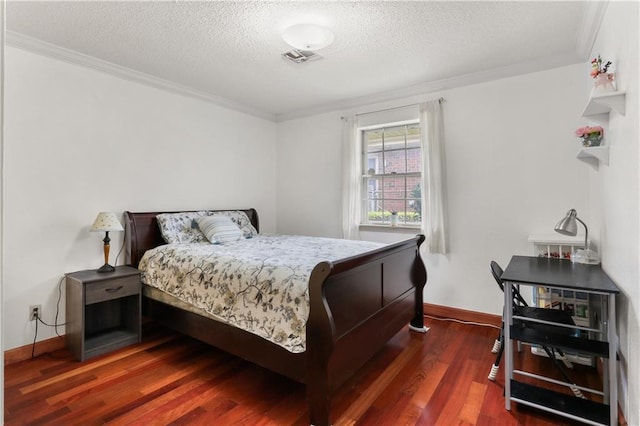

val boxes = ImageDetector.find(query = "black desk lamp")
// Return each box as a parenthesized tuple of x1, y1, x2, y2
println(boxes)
(90, 212, 124, 272)
(554, 209, 600, 264)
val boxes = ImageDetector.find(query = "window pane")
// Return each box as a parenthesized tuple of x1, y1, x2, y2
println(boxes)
(365, 177, 382, 201)
(361, 122, 422, 226)
(382, 175, 404, 199)
(381, 201, 396, 224)
(383, 126, 406, 151)
(364, 176, 381, 223)
(406, 124, 421, 149)
(384, 149, 406, 174)
(366, 152, 383, 175)
(365, 130, 383, 153)
(406, 179, 422, 221)
(383, 193, 405, 202)
(406, 148, 421, 173)
(395, 203, 410, 226)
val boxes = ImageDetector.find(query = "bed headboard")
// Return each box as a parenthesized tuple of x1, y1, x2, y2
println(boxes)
(124, 208, 259, 267)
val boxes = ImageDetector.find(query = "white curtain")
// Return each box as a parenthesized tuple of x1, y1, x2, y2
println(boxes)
(420, 100, 448, 254)
(341, 116, 361, 240)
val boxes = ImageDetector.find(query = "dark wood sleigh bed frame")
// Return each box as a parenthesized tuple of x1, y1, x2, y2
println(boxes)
(124, 209, 427, 426)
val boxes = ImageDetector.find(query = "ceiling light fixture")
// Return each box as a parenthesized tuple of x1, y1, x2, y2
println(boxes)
(282, 24, 334, 51)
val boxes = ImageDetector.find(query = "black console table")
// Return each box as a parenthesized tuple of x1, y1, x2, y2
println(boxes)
(501, 255, 619, 426)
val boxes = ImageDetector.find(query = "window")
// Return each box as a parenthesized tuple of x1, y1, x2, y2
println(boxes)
(361, 122, 421, 227)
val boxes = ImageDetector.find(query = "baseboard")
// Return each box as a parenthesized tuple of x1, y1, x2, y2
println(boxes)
(424, 303, 502, 327)
(4, 336, 66, 366)
(5, 305, 498, 364)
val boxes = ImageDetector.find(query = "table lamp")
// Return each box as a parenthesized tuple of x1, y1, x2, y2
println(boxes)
(554, 209, 600, 264)
(90, 212, 124, 272)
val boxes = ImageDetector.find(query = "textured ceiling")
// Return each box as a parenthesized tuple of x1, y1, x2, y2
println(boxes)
(6, 1, 594, 121)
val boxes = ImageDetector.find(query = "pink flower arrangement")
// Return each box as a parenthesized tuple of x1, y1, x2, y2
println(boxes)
(575, 126, 604, 147)
(590, 55, 613, 79)
(575, 126, 603, 138)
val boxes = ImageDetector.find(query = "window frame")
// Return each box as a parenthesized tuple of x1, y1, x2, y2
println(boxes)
(358, 119, 422, 229)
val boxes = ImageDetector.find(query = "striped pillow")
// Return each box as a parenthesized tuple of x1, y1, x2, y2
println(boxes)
(197, 215, 243, 243)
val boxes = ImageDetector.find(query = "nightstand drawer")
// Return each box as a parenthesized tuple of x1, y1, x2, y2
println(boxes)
(85, 275, 140, 305)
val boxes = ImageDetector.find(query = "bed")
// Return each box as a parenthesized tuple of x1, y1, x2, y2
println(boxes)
(124, 208, 427, 426)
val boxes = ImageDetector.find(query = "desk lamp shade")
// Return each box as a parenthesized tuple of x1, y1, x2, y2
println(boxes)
(554, 209, 599, 264)
(90, 212, 124, 273)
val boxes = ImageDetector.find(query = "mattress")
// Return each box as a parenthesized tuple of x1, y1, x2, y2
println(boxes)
(139, 234, 383, 352)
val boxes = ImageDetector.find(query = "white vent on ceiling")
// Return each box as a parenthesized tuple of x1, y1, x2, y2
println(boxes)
(282, 49, 322, 64)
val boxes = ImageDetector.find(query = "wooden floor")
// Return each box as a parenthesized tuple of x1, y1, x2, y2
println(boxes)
(5, 318, 603, 425)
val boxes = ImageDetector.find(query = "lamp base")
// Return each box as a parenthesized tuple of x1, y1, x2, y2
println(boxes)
(97, 263, 116, 273)
(571, 249, 600, 265)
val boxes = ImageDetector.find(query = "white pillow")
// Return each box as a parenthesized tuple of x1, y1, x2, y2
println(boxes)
(197, 215, 243, 243)
(156, 211, 208, 244)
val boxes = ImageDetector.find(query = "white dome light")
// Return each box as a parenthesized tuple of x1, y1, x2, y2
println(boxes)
(282, 24, 334, 51)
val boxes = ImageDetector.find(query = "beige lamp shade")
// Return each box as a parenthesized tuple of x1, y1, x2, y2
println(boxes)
(90, 212, 124, 232)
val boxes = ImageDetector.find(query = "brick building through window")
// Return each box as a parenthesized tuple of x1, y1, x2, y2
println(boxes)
(362, 122, 422, 226)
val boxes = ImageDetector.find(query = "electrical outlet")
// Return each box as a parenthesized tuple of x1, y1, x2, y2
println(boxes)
(29, 305, 42, 321)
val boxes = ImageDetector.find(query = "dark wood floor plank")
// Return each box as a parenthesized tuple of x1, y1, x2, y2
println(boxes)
(45, 343, 192, 406)
(16, 335, 176, 395)
(131, 349, 226, 396)
(6, 372, 98, 422)
(369, 336, 434, 409)
(383, 359, 449, 425)
(104, 355, 245, 424)
(49, 344, 212, 424)
(336, 339, 421, 425)
(5, 319, 598, 426)
(252, 387, 308, 426)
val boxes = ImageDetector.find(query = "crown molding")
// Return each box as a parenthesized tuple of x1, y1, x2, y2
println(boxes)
(275, 52, 583, 122)
(6, 31, 276, 122)
(575, 1, 609, 60)
(7, 16, 599, 126)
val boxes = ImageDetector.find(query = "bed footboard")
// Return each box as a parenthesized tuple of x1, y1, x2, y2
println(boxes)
(306, 234, 427, 426)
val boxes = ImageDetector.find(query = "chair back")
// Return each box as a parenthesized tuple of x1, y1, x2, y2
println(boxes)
(490, 261, 505, 292)
(491, 261, 575, 335)
(490, 260, 529, 308)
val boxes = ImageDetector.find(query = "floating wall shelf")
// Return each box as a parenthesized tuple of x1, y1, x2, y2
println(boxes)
(576, 146, 609, 170)
(581, 91, 626, 117)
(576, 90, 625, 170)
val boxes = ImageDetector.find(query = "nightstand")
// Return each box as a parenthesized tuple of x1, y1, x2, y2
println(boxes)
(65, 266, 141, 361)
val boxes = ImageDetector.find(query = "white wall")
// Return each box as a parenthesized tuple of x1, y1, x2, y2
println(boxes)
(277, 111, 344, 238)
(588, 2, 639, 423)
(2, 46, 277, 350)
(277, 63, 590, 317)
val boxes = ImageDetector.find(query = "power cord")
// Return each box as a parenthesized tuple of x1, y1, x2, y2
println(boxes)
(424, 313, 501, 330)
(30, 276, 67, 359)
(113, 223, 127, 267)
(37, 316, 68, 329)
(54, 275, 65, 337)
(31, 316, 39, 359)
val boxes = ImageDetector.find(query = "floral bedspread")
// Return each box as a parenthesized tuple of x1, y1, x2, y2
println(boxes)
(139, 234, 383, 353)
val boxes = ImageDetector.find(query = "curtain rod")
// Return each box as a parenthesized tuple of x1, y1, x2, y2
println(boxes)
(351, 97, 445, 118)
